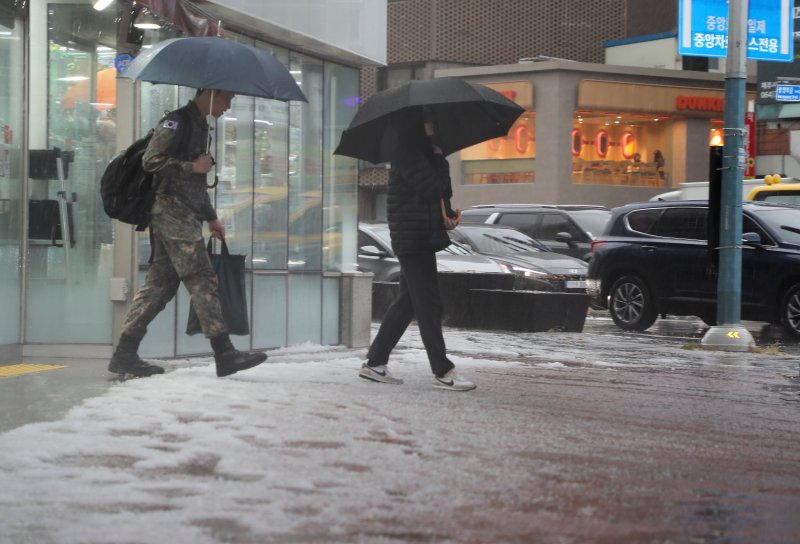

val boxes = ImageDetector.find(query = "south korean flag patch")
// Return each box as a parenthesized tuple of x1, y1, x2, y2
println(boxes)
(163, 119, 179, 130)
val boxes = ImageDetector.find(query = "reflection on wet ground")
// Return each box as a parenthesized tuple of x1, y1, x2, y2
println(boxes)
(586, 310, 800, 354)
(448, 310, 800, 406)
(579, 312, 800, 404)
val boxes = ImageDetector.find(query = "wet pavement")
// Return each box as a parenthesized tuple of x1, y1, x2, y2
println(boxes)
(0, 314, 798, 543)
(436, 314, 800, 542)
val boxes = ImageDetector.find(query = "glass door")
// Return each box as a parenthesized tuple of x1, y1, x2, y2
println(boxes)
(0, 11, 23, 345)
(25, 4, 116, 343)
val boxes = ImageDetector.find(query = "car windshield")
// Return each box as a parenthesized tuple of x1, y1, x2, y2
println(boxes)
(459, 226, 546, 254)
(566, 209, 612, 238)
(756, 191, 800, 205)
(751, 206, 800, 245)
(367, 225, 392, 246)
(439, 240, 475, 256)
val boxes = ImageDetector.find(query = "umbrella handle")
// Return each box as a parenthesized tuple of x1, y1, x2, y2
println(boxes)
(440, 199, 461, 225)
(207, 173, 219, 189)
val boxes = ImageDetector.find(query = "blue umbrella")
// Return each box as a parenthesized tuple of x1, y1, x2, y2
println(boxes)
(119, 37, 307, 102)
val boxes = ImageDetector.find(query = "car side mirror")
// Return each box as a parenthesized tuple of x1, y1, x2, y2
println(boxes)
(359, 245, 388, 258)
(742, 232, 762, 247)
(554, 231, 576, 246)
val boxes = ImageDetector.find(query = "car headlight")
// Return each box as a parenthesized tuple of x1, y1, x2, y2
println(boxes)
(511, 266, 548, 277)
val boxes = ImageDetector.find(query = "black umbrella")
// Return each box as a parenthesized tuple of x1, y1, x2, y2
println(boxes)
(334, 77, 525, 163)
(119, 37, 307, 102)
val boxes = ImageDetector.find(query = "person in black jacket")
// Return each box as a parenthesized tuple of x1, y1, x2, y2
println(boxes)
(358, 108, 476, 391)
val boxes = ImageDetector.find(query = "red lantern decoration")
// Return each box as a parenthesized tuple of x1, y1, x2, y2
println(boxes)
(571, 128, 582, 156)
(595, 130, 609, 158)
(620, 131, 635, 159)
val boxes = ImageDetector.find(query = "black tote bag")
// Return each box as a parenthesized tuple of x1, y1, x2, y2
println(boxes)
(186, 239, 250, 336)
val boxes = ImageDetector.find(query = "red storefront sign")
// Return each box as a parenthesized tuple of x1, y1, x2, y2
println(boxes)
(745, 111, 756, 179)
(676, 95, 725, 112)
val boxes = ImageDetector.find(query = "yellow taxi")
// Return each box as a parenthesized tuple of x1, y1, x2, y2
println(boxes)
(745, 175, 800, 204)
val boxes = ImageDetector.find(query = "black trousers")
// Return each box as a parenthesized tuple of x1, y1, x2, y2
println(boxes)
(366, 251, 455, 378)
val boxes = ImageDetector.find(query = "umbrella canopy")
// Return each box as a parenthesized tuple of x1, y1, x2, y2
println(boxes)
(334, 77, 525, 164)
(119, 37, 307, 102)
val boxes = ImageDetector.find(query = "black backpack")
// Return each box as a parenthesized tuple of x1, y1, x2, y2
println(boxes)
(100, 109, 190, 231)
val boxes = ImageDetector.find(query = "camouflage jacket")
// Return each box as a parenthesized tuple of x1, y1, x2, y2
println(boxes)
(143, 100, 217, 222)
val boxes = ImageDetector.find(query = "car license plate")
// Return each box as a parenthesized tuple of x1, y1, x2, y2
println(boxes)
(564, 280, 587, 289)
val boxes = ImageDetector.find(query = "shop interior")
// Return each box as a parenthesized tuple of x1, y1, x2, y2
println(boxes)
(459, 111, 536, 185)
(571, 111, 725, 188)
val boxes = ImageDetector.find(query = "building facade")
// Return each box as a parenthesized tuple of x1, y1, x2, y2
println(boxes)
(359, 0, 680, 218)
(0, 0, 385, 363)
(439, 61, 756, 209)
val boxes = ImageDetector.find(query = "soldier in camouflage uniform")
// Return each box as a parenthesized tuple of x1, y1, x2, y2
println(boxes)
(109, 89, 267, 378)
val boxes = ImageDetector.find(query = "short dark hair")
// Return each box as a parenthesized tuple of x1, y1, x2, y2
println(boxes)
(195, 88, 205, 97)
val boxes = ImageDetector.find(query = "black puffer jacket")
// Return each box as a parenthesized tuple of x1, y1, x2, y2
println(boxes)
(387, 145, 454, 256)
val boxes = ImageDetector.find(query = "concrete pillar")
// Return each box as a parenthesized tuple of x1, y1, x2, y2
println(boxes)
(672, 117, 711, 184)
(536, 72, 576, 202)
(110, 79, 139, 346)
(340, 272, 373, 348)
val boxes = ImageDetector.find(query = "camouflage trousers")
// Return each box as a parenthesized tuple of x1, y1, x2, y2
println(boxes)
(120, 207, 228, 341)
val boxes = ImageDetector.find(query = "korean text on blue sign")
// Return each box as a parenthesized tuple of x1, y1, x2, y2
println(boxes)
(679, 0, 794, 61)
(775, 84, 800, 101)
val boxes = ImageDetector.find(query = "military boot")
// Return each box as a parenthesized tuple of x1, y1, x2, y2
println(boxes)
(108, 334, 165, 377)
(211, 333, 267, 377)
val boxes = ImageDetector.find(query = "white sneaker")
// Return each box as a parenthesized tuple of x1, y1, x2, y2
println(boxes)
(359, 364, 404, 385)
(433, 369, 476, 391)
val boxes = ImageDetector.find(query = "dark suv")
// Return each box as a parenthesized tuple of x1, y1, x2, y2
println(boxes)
(587, 200, 800, 337)
(460, 204, 611, 261)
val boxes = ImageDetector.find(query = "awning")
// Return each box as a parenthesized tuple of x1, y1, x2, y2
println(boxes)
(134, 0, 221, 37)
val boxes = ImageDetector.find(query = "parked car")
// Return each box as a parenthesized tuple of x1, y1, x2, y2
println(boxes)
(650, 179, 765, 201)
(459, 204, 611, 261)
(357, 222, 508, 282)
(587, 200, 800, 337)
(447, 224, 588, 292)
(745, 179, 800, 205)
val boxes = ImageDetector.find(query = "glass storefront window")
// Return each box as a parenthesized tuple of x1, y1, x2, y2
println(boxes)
(2, 2, 364, 354)
(459, 81, 535, 185)
(252, 43, 290, 271)
(26, 4, 117, 343)
(214, 33, 256, 265)
(131, 36, 357, 351)
(288, 52, 323, 272)
(0, 12, 22, 345)
(322, 63, 359, 272)
(571, 111, 671, 187)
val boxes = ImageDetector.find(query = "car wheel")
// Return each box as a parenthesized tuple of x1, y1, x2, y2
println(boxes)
(608, 275, 657, 331)
(780, 283, 800, 338)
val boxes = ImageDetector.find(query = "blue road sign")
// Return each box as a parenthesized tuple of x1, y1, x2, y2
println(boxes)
(775, 83, 800, 100)
(679, 0, 794, 61)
